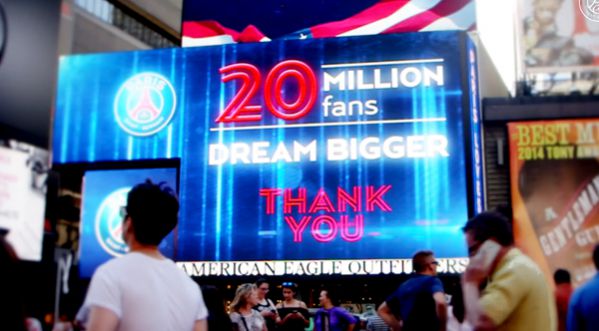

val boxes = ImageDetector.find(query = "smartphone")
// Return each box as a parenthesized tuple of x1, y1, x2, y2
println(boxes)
(472, 240, 502, 271)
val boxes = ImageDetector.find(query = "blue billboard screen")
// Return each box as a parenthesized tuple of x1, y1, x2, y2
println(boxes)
(55, 32, 481, 276)
(79, 168, 178, 277)
(467, 36, 484, 215)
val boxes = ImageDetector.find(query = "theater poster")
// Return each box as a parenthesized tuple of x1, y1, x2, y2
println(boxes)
(509, 119, 599, 286)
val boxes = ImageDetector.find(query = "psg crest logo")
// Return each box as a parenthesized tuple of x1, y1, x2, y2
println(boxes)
(114, 73, 177, 136)
(580, 0, 599, 22)
(95, 188, 130, 257)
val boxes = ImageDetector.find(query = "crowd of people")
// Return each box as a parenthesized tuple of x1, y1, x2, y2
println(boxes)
(4, 180, 599, 331)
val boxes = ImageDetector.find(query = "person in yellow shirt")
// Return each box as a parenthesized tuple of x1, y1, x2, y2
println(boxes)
(461, 211, 557, 331)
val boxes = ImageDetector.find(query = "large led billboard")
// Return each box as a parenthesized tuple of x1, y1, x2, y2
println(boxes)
(54, 32, 482, 276)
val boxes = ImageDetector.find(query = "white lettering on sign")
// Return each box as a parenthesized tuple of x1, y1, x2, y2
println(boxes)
(323, 65, 445, 91)
(208, 135, 449, 166)
(177, 258, 469, 277)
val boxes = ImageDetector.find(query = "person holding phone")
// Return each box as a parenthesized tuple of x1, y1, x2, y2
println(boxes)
(276, 282, 309, 331)
(461, 211, 556, 331)
(253, 279, 279, 331)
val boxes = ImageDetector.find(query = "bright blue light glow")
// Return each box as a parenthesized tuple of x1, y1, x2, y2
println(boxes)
(55, 32, 476, 263)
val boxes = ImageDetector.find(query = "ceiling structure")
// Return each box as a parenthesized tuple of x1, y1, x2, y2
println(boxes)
(123, 0, 182, 35)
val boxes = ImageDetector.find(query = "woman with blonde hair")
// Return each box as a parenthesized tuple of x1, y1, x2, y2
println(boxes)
(230, 283, 267, 331)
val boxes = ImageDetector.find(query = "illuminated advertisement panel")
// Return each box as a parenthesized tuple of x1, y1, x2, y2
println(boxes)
(0, 144, 48, 261)
(509, 119, 599, 287)
(55, 32, 481, 276)
(467, 37, 484, 214)
(79, 168, 178, 277)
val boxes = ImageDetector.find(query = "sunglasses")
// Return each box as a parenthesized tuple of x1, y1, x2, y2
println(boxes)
(282, 282, 297, 287)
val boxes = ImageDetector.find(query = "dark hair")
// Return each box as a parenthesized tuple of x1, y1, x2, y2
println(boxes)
(256, 278, 269, 287)
(462, 211, 514, 246)
(594, 244, 599, 270)
(553, 269, 571, 284)
(493, 205, 512, 220)
(412, 250, 434, 273)
(282, 282, 298, 292)
(321, 287, 339, 306)
(126, 179, 179, 246)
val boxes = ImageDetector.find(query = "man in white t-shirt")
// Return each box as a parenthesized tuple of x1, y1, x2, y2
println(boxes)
(81, 180, 208, 331)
